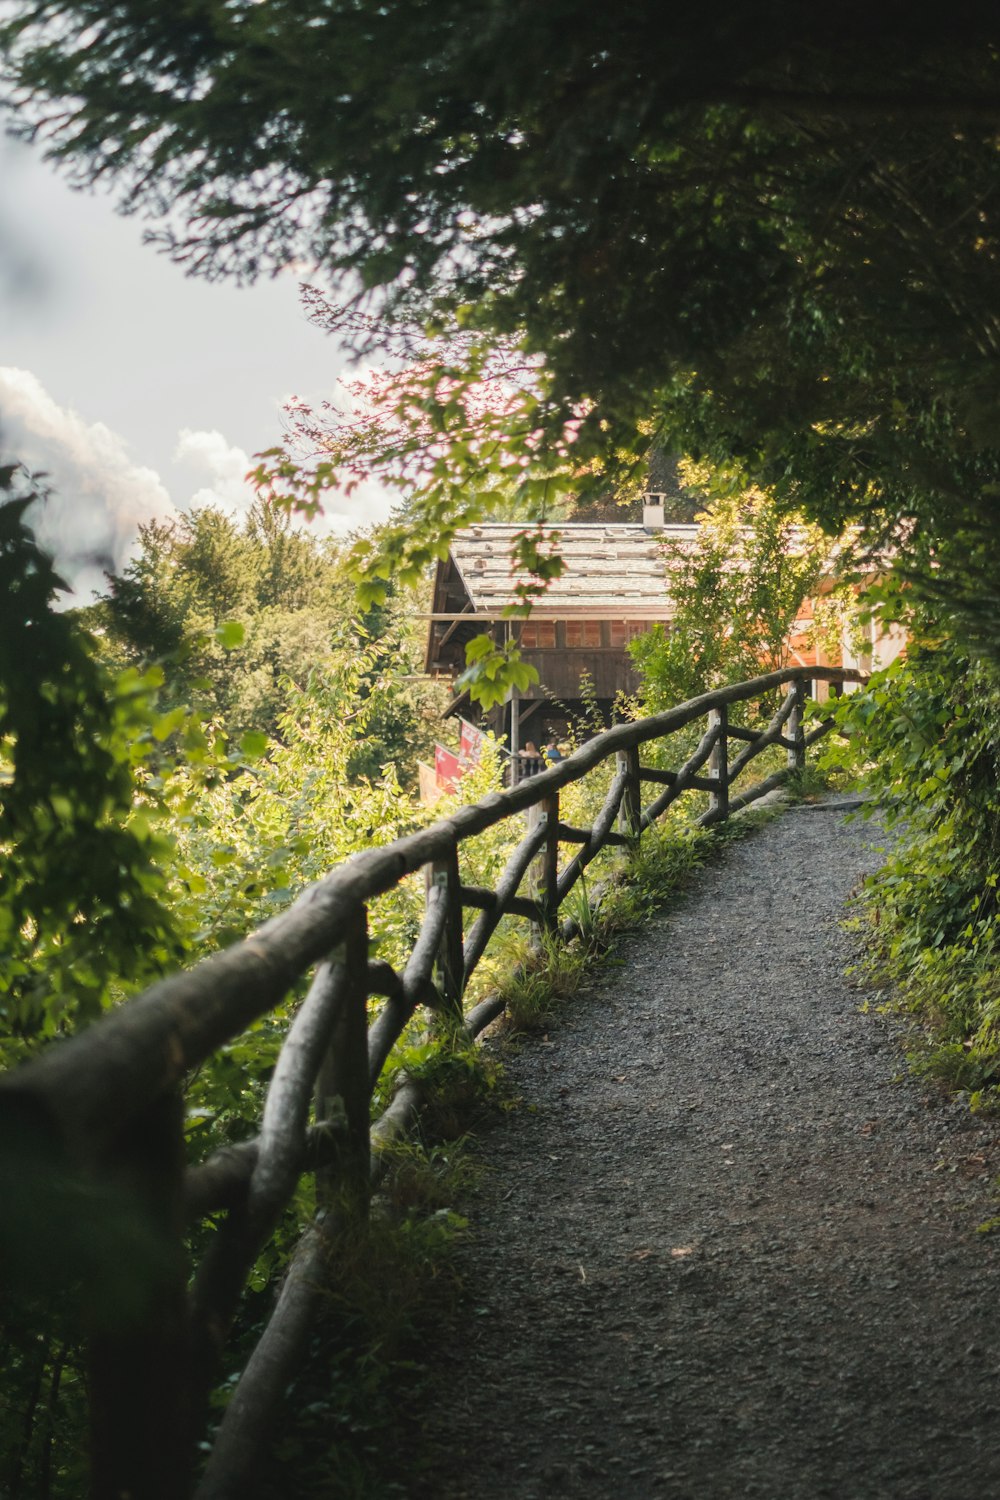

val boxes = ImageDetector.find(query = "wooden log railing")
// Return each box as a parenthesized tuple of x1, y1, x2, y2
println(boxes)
(0, 665, 861, 1499)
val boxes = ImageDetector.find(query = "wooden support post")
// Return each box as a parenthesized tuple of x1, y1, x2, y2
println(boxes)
(708, 705, 729, 822)
(427, 843, 465, 1019)
(509, 685, 520, 787)
(787, 678, 806, 772)
(526, 794, 559, 934)
(541, 791, 560, 931)
(314, 908, 371, 1211)
(617, 746, 642, 843)
(87, 1089, 193, 1500)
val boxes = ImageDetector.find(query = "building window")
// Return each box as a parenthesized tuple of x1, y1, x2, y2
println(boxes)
(565, 620, 601, 648)
(521, 621, 556, 648)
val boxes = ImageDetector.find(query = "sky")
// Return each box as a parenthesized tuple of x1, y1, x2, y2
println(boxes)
(0, 135, 392, 600)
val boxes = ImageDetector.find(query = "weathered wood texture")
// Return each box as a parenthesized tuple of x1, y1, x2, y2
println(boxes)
(0, 665, 862, 1498)
(707, 705, 729, 822)
(428, 846, 465, 1018)
(618, 746, 642, 841)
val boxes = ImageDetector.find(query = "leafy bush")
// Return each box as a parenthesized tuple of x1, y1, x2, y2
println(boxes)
(825, 607, 1000, 1105)
(630, 487, 847, 722)
(0, 474, 194, 1062)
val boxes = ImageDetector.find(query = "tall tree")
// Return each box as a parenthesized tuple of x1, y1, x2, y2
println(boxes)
(91, 502, 448, 776)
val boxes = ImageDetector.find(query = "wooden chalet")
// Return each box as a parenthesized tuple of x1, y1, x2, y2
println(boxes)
(425, 513, 697, 748)
(423, 508, 889, 766)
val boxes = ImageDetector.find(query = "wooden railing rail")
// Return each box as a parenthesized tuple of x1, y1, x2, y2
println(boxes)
(0, 665, 861, 1500)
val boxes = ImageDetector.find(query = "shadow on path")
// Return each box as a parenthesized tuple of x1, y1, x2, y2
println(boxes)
(406, 805, 1000, 1500)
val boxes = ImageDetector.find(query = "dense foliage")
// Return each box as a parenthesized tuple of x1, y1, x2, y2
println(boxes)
(5, 6, 1000, 652)
(0, 481, 490, 1496)
(0, 471, 193, 1061)
(0, 486, 457, 1060)
(631, 488, 848, 718)
(89, 501, 447, 781)
(826, 596, 1000, 1106)
(95, 502, 347, 733)
(6, 4, 1000, 1482)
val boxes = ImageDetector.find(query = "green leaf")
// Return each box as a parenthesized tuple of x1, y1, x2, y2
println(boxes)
(216, 620, 245, 650)
(464, 633, 495, 663)
(239, 731, 269, 759)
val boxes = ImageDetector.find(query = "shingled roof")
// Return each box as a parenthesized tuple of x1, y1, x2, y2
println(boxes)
(449, 522, 697, 614)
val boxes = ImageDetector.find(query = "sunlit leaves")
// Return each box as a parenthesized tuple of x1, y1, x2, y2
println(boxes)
(93, 502, 358, 743)
(455, 637, 539, 710)
(631, 488, 850, 720)
(239, 730, 269, 759)
(503, 526, 567, 617)
(216, 620, 245, 650)
(462, 632, 495, 664)
(0, 474, 188, 1057)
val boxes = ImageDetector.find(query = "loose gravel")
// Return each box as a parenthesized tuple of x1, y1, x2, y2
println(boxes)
(406, 803, 1000, 1500)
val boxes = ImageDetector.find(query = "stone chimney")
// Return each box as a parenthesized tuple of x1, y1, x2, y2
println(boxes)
(642, 493, 666, 531)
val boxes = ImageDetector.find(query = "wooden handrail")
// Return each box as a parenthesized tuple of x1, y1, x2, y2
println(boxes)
(0, 664, 862, 1499)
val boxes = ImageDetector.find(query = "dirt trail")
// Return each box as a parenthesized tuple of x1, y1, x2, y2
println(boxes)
(407, 804, 1000, 1500)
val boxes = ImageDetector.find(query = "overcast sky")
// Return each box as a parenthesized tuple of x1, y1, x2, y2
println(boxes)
(0, 135, 392, 598)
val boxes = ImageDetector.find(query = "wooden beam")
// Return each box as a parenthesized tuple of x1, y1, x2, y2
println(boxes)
(417, 610, 675, 621)
(458, 886, 542, 922)
(434, 602, 475, 652)
(554, 823, 590, 844)
(518, 697, 545, 728)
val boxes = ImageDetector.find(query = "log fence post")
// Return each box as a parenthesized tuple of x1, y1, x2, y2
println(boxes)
(541, 791, 560, 930)
(617, 746, 642, 843)
(708, 705, 729, 821)
(314, 907, 371, 1211)
(526, 793, 560, 934)
(87, 1089, 193, 1500)
(427, 844, 465, 1019)
(0, 662, 866, 1500)
(787, 678, 807, 771)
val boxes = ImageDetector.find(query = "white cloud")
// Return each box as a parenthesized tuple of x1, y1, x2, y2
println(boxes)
(173, 427, 257, 514)
(175, 415, 395, 540)
(0, 366, 176, 599)
(311, 477, 395, 539)
(0, 367, 397, 601)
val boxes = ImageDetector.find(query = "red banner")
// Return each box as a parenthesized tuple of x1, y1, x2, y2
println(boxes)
(459, 718, 485, 770)
(434, 743, 463, 793)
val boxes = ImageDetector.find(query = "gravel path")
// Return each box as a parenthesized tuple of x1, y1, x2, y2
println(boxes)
(407, 804, 1000, 1500)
